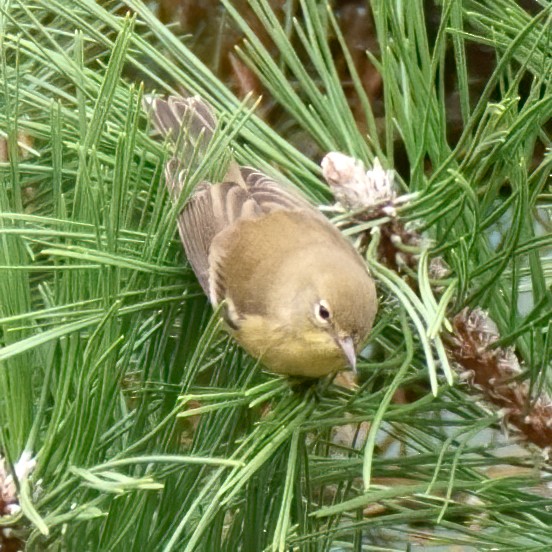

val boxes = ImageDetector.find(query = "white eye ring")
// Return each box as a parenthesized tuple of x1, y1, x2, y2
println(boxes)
(315, 300, 332, 325)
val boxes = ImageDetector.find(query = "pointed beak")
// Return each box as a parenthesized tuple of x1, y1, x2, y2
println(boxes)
(338, 336, 357, 372)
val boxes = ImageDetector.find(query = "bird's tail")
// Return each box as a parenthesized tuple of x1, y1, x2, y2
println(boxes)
(145, 95, 217, 145)
(144, 95, 219, 197)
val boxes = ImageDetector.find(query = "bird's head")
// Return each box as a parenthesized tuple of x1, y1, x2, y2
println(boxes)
(278, 252, 378, 373)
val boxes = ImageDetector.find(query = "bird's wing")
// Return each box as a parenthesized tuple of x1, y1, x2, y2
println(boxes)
(177, 171, 321, 300)
(239, 167, 326, 217)
(176, 180, 262, 296)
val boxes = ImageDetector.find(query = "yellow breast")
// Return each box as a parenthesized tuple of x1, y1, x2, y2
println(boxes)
(229, 315, 346, 378)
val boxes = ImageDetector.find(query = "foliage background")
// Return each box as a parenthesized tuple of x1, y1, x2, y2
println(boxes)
(0, 0, 550, 550)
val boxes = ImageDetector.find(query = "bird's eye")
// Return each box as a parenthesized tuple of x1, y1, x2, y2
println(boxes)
(315, 301, 332, 324)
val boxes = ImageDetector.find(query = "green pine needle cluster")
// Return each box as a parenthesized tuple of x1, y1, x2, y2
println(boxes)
(0, 0, 550, 550)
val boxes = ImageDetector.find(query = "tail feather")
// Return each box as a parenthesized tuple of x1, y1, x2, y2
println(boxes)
(145, 95, 217, 143)
(145, 95, 218, 197)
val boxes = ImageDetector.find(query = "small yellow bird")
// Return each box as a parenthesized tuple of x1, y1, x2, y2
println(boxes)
(147, 96, 378, 378)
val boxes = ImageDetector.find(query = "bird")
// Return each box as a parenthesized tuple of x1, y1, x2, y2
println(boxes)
(146, 95, 378, 378)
